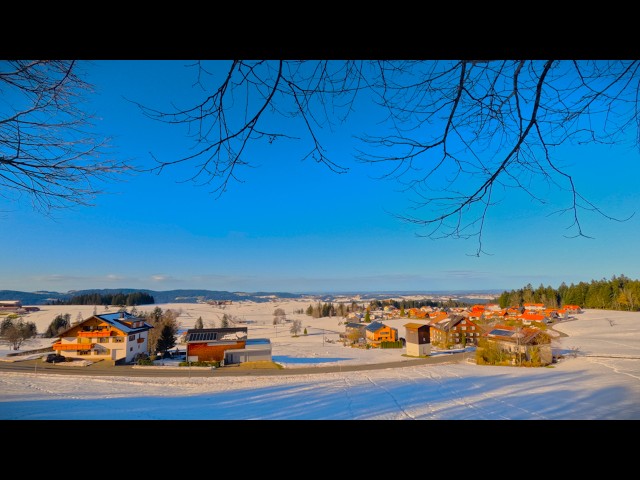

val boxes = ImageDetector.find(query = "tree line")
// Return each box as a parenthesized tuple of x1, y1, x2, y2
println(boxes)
(305, 298, 474, 319)
(494, 275, 640, 311)
(48, 291, 155, 306)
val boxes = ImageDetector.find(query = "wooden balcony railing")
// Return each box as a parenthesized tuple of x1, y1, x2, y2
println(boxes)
(53, 343, 94, 351)
(78, 330, 111, 338)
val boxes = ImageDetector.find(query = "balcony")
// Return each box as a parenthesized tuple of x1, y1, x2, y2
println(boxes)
(78, 330, 111, 338)
(53, 343, 94, 351)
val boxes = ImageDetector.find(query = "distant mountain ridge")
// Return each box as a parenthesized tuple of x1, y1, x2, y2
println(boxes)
(0, 288, 501, 305)
(0, 289, 309, 305)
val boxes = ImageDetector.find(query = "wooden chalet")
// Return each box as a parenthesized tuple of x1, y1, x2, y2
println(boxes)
(54, 311, 153, 365)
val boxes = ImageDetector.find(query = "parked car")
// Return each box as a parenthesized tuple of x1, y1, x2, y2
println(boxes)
(44, 353, 66, 363)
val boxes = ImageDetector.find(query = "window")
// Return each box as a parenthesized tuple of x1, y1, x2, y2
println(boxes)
(129, 334, 135, 341)
(99, 337, 108, 343)
(461, 326, 466, 330)
(471, 326, 476, 330)
(114, 337, 124, 343)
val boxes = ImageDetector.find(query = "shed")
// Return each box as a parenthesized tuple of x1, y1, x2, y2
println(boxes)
(404, 323, 431, 357)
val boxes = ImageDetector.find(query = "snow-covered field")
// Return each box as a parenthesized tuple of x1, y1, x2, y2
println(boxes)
(1, 302, 639, 419)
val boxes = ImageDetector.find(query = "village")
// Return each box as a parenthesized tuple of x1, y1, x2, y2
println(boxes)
(0, 298, 584, 369)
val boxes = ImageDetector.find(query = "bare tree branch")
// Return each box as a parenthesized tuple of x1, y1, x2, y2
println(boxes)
(136, 60, 640, 253)
(0, 60, 129, 213)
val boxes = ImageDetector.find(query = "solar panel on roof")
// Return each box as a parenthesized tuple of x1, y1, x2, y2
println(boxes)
(188, 332, 218, 342)
(489, 329, 515, 337)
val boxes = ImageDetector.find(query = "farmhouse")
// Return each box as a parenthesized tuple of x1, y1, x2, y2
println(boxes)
(53, 311, 153, 365)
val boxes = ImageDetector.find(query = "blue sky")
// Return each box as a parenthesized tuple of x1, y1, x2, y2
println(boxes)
(1, 60, 639, 294)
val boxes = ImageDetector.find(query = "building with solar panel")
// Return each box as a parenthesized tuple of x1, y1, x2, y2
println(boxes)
(482, 325, 553, 366)
(185, 327, 272, 364)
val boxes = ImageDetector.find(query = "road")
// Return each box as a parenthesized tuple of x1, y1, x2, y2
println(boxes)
(0, 351, 469, 377)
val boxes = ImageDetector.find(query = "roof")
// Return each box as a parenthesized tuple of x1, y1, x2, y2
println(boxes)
(59, 311, 152, 336)
(485, 326, 548, 344)
(186, 327, 247, 343)
(430, 314, 467, 332)
(488, 328, 516, 337)
(97, 312, 154, 332)
(365, 321, 386, 332)
(404, 322, 429, 330)
(345, 322, 365, 329)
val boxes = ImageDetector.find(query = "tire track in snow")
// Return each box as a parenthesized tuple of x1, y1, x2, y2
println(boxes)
(431, 365, 548, 420)
(362, 373, 415, 420)
(426, 367, 503, 419)
(339, 375, 357, 419)
(387, 369, 439, 419)
(585, 357, 640, 382)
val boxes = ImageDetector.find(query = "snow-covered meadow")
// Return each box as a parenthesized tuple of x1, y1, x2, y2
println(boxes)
(1, 302, 639, 420)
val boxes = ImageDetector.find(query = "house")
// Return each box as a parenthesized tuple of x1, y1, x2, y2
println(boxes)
(519, 312, 547, 324)
(404, 323, 431, 356)
(53, 311, 153, 365)
(185, 327, 248, 362)
(0, 300, 22, 312)
(482, 325, 552, 366)
(223, 338, 272, 365)
(429, 311, 448, 322)
(523, 303, 545, 311)
(407, 308, 428, 319)
(0, 300, 21, 308)
(506, 306, 523, 317)
(364, 321, 398, 345)
(429, 314, 482, 348)
(563, 304, 582, 313)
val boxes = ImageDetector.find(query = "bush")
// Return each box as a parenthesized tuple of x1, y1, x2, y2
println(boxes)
(134, 353, 154, 365)
(179, 360, 220, 367)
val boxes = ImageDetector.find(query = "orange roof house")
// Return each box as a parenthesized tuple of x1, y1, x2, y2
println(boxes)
(563, 305, 582, 312)
(523, 303, 545, 311)
(519, 313, 546, 322)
